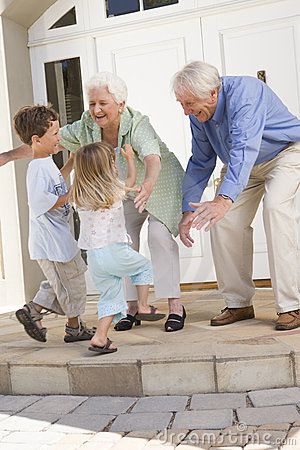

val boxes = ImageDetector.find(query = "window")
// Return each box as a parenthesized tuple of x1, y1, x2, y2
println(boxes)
(49, 7, 77, 29)
(106, 0, 178, 17)
(44, 57, 84, 168)
(143, 0, 178, 10)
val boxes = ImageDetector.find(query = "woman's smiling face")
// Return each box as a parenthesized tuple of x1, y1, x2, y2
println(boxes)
(88, 86, 124, 129)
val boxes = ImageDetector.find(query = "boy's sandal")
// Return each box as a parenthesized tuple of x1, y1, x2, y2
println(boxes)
(165, 306, 186, 332)
(114, 313, 141, 331)
(15, 302, 47, 343)
(135, 306, 166, 322)
(64, 320, 96, 343)
(88, 338, 117, 355)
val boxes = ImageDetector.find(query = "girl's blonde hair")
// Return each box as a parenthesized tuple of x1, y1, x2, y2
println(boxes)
(72, 142, 125, 210)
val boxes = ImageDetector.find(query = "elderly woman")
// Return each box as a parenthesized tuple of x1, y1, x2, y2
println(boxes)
(1, 72, 186, 332)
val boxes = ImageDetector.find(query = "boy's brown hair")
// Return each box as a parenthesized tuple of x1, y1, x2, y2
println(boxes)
(13, 105, 59, 146)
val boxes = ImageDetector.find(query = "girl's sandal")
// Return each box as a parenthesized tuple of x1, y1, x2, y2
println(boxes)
(165, 306, 186, 332)
(114, 314, 141, 331)
(88, 338, 117, 355)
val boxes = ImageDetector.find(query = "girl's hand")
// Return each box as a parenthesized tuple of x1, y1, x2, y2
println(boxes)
(120, 144, 134, 161)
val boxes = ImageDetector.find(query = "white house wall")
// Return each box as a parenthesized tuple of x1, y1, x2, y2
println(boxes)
(0, 17, 25, 310)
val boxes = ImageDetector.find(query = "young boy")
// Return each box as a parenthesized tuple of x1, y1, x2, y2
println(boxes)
(14, 105, 95, 343)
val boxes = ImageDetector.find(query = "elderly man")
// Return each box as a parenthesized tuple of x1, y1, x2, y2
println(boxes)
(173, 60, 300, 330)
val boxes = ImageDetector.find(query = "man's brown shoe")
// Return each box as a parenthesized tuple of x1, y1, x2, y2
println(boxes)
(210, 306, 255, 326)
(275, 310, 300, 331)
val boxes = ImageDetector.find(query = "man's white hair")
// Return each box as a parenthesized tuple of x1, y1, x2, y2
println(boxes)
(172, 61, 221, 99)
(85, 71, 128, 103)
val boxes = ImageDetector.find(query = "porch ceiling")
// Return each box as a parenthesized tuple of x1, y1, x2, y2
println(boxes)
(1, 0, 57, 28)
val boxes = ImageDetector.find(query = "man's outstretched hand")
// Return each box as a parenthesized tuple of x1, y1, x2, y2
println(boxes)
(189, 195, 232, 231)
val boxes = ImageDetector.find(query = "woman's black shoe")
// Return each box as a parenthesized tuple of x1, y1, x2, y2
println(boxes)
(164, 306, 186, 332)
(114, 314, 141, 331)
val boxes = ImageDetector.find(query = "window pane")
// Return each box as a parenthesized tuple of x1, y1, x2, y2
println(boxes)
(50, 7, 77, 29)
(44, 57, 84, 168)
(106, 0, 140, 17)
(143, 0, 178, 10)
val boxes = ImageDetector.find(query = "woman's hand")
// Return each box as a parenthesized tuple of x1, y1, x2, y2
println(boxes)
(134, 154, 161, 213)
(134, 179, 154, 213)
(179, 212, 195, 247)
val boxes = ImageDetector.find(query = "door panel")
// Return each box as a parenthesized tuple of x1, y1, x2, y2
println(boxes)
(202, 3, 300, 278)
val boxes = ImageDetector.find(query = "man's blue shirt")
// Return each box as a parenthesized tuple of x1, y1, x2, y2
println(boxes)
(183, 76, 300, 211)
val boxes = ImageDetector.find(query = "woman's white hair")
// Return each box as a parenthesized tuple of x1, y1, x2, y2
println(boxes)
(172, 61, 221, 99)
(85, 71, 128, 103)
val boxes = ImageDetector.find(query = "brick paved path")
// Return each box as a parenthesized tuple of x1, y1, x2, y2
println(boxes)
(0, 388, 300, 448)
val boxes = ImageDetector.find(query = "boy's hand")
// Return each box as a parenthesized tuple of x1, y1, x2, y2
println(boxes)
(120, 144, 134, 161)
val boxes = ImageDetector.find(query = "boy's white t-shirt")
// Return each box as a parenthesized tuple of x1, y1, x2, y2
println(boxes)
(27, 156, 78, 262)
(78, 200, 131, 250)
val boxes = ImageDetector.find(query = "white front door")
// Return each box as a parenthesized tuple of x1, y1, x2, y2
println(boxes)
(95, 18, 218, 284)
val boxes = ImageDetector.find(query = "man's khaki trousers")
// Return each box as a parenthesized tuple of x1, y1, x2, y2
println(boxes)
(211, 142, 300, 313)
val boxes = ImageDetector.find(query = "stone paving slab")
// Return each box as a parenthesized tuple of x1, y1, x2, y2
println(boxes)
(49, 413, 115, 434)
(286, 426, 300, 445)
(21, 395, 88, 414)
(0, 444, 42, 450)
(257, 423, 291, 431)
(190, 393, 246, 410)
(105, 431, 156, 450)
(243, 444, 277, 449)
(154, 429, 189, 446)
(237, 405, 300, 426)
(0, 395, 41, 413)
(182, 430, 221, 448)
(0, 412, 62, 431)
(216, 356, 293, 392)
(172, 410, 233, 430)
(132, 396, 188, 413)
(80, 441, 119, 450)
(252, 429, 287, 446)
(0, 430, 64, 445)
(0, 414, 10, 424)
(110, 412, 173, 432)
(86, 430, 124, 443)
(72, 396, 137, 415)
(248, 387, 300, 407)
(45, 432, 93, 450)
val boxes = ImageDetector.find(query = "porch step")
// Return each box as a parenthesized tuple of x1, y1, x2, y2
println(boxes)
(1, 290, 299, 396)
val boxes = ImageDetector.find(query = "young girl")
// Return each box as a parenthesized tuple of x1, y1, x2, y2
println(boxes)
(72, 142, 154, 354)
